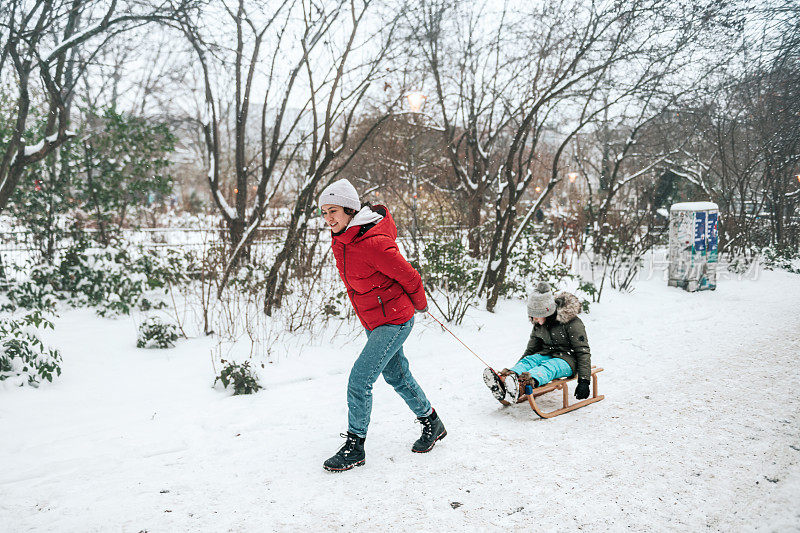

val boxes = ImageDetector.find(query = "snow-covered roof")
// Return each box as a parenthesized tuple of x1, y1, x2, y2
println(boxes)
(669, 201, 718, 211)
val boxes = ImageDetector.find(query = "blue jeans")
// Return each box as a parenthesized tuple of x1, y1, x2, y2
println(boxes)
(347, 317, 432, 437)
(510, 353, 572, 387)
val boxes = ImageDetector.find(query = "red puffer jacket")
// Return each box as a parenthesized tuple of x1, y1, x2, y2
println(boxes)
(332, 205, 427, 330)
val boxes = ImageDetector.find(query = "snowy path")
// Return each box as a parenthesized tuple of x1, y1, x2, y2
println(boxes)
(1, 270, 799, 531)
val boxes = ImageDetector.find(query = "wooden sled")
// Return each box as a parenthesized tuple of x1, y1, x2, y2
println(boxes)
(499, 366, 604, 419)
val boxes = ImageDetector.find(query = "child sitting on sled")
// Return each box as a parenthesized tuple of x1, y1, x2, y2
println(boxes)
(483, 282, 592, 403)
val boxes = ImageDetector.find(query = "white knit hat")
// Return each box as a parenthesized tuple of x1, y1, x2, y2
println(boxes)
(318, 179, 361, 211)
(527, 282, 557, 318)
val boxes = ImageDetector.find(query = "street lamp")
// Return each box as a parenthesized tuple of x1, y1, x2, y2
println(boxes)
(567, 172, 579, 201)
(405, 91, 426, 260)
(406, 92, 427, 113)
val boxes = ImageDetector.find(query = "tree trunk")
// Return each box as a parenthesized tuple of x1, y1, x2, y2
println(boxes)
(466, 193, 482, 257)
(485, 208, 516, 312)
(263, 185, 315, 315)
(228, 217, 247, 262)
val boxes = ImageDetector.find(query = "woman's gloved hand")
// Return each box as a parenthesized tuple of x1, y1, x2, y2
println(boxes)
(574, 378, 591, 400)
(415, 306, 428, 314)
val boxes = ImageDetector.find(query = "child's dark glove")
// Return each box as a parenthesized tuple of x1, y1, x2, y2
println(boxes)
(574, 378, 590, 400)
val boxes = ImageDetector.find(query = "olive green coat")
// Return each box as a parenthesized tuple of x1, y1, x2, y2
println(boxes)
(521, 292, 592, 380)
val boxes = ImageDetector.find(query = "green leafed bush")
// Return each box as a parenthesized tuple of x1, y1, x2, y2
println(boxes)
(419, 237, 482, 324)
(214, 360, 262, 395)
(761, 245, 800, 274)
(2, 242, 198, 316)
(0, 311, 62, 387)
(136, 317, 179, 349)
(503, 228, 592, 311)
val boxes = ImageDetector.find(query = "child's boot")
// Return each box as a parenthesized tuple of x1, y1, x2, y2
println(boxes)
(518, 371, 538, 392)
(504, 373, 520, 403)
(482, 367, 506, 401)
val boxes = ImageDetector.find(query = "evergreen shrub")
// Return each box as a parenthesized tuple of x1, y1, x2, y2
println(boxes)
(0, 311, 62, 387)
(504, 228, 592, 310)
(420, 238, 482, 324)
(761, 245, 800, 274)
(136, 317, 179, 349)
(214, 360, 262, 395)
(1, 242, 197, 316)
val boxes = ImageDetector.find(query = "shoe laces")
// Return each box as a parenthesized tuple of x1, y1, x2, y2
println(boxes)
(416, 417, 433, 438)
(338, 433, 358, 456)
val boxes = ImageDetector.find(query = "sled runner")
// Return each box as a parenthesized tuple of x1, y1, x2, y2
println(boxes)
(499, 366, 604, 419)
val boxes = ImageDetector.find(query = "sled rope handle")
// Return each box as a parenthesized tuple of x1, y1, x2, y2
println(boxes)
(426, 311, 496, 373)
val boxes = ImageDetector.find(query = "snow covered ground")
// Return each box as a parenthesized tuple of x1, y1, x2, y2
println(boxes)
(1, 268, 799, 531)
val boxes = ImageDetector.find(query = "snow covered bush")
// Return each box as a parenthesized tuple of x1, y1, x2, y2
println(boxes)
(761, 245, 800, 274)
(50, 243, 153, 316)
(504, 227, 593, 310)
(214, 360, 262, 395)
(577, 281, 597, 311)
(0, 311, 62, 387)
(504, 230, 574, 298)
(420, 237, 482, 324)
(134, 247, 198, 290)
(1, 242, 198, 316)
(228, 259, 270, 294)
(136, 317, 180, 349)
(1, 263, 60, 312)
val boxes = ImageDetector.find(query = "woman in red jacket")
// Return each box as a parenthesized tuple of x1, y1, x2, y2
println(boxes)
(319, 179, 446, 472)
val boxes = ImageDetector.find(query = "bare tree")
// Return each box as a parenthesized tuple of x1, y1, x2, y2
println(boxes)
(179, 0, 296, 252)
(662, 1, 800, 256)
(404, 0, 524, 258)
(260, 0, 403, 314)
(332, 112, 453, 237)
(178, 0, 400, 311)
(407, 0, 719, 311)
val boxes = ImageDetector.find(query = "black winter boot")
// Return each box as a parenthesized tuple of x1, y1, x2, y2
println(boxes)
(412, 409, 447, 453)
(323, 432, 366, 472)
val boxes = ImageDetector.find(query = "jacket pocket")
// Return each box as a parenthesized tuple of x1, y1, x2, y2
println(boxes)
(377, 295, 386, 317)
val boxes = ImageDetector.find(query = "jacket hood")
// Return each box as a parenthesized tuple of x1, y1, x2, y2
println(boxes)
(345, 205, 384, 230)
(554, 292, 581, 323)
(332, 204, 396, 244)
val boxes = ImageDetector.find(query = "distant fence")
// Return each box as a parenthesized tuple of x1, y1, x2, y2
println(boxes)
(0, 222, 444, 263)
(0, 227, 317, 270)
(0, 221, 641, 273)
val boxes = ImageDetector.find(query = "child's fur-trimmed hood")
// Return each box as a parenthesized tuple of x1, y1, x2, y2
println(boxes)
(554, 292, 581, 324)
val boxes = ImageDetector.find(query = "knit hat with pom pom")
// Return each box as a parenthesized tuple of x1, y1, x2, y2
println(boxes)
(527, 282, 556, 318)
